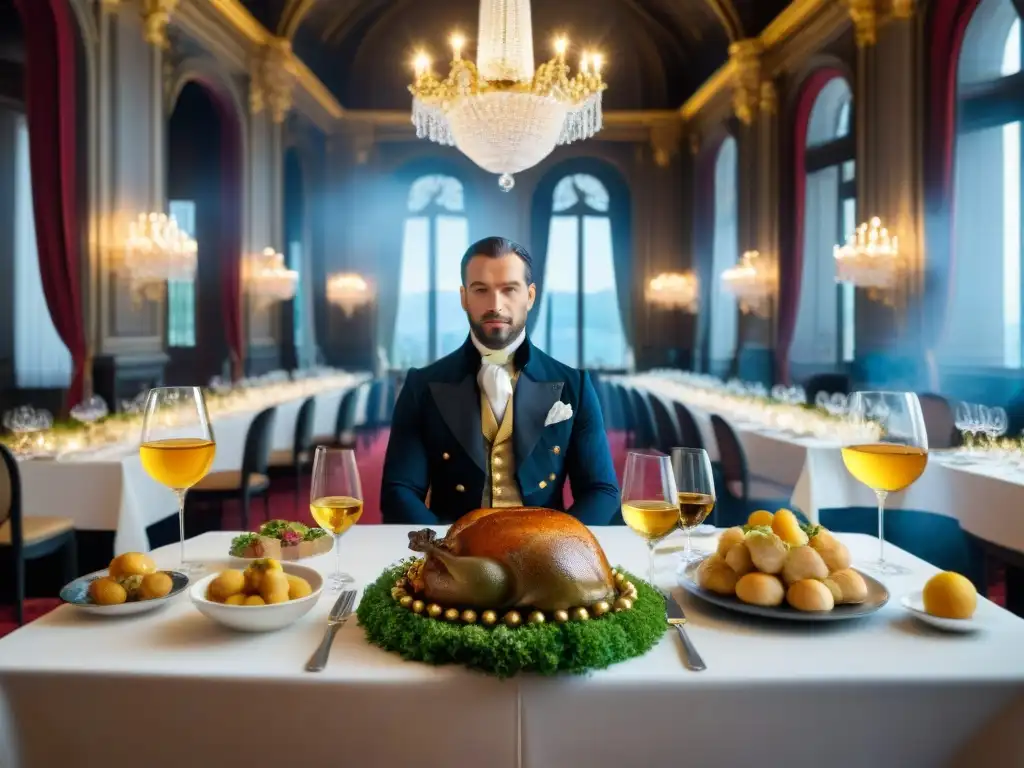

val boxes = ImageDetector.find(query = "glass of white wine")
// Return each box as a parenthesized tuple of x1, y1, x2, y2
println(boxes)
(841, 391, 929, 576)
(140, 387, 216, 575)
(310, 446, 363, 591)
(621, 450, 679, 584)
(671, 447, 716, 567)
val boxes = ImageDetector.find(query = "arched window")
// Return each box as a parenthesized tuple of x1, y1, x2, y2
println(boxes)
(791, 76, 856, 370)
(947, 0, 1022, 367)
(392, 174, 469, 368)
(167, 200, 197, 348)
(531, 173, 627, 369)
(709, 137, 738, 368)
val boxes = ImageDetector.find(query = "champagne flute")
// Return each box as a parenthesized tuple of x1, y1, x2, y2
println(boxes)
(310, 446, 363, 591)
(139, 387, 216, 575)
(841, 391, 929, 576)
(671, 447, 716, 567)
(620, 450, 679, 584)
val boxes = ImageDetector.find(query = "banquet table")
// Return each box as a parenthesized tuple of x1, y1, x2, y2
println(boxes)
(14, 377, 369, 556)
(1, 526, 1022, 768)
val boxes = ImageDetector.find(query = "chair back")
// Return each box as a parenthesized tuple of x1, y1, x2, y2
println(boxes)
(709, 414, 748, 502)
(333, 385, 362, 439)
(918, 392, 958, 449)
(673, 401, 705, 451)
(616, 384, 637, 444)
(628, 388, 659, 450)
(647, 394, 681, 454)
(0, 444, 21, 552)
(242, 407, 277, 479)
(803, 372, 850, 405)
(293, 397, 316, 461)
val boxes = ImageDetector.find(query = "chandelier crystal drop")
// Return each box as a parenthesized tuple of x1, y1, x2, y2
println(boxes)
(123, 212, 198, 299)
(834, 216, 901, 290)
(645, 272, 699, 313)
(722, 250, 776, 317)
(326, 273, 373, 317)
(408, 0, 607, 191)
(247, 247, 298, 307)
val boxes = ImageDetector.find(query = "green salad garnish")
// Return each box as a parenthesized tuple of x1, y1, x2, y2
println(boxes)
(229, 532, 261, 555)
(303, 527, 328, 541)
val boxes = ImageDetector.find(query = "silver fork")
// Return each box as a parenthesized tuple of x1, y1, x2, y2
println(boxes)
(305, 589, 357, 672)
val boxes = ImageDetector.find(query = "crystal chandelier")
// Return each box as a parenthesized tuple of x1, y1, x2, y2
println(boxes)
(834, 216, 901, 291)
(326, 273, 373, 317)
(408, 0, 607, 191)
(247, 247, 298, 307)
(645, 272, 699, 313)
(722, 250, 776, 316)
(123, 212, 197, 300)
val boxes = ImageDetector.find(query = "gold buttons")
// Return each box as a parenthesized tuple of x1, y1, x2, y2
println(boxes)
(493, 472, 502, 482)
(549, 473, 556, 481)
(493, 456, 503, 467)
(552, 446, 561, 455)
(494, 487, 503, 496)
(442, 452, 450, 460)
(455, 484, 465, 492)
(539, 481, 547, 489)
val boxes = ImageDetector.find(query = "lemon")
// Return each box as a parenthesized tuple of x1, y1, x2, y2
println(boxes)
(747, 509, 774, 528)
(922, 572, 977, 619)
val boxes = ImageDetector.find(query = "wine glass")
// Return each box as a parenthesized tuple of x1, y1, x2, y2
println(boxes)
(620, 450, 679, 584)
(310, 446, 363, 591)
(671, 447, 716, 567)
(841, 391, 929, 576)
(140, 387, 216, 575)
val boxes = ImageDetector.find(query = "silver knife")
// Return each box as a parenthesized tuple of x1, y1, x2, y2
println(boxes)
(664, 590, 706, 671)
(305, 589, 357, 672)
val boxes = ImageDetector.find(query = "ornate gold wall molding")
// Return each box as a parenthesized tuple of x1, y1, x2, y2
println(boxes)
(892, 0, 915, 19)
(729, 39, 763, 125)
(847, 0, 878, 47)
(250, 37, 297, 124)
(140, 0, 178, 49)
(759, 80, 778, 116)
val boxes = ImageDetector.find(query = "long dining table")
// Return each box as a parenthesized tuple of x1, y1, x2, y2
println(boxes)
(0, 526, 1021, 768)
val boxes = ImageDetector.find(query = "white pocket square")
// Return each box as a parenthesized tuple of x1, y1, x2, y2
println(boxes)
(544, 401, 573, 426)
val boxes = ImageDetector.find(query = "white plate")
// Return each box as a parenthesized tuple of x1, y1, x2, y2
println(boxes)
(190, 562, 324, 632)
(900, 591, 983, 633)
(60, 569, 189, 615)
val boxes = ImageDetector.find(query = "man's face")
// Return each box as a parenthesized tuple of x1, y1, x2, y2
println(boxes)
(460, 253, 536, 349)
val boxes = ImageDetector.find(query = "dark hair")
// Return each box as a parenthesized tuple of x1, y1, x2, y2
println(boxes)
(460, 236, 533, 286)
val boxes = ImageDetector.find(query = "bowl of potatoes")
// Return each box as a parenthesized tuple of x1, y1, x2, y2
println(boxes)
(190, 558, 323, 632)
(60, 552, 189, 616)
(678, 509, 889, 622)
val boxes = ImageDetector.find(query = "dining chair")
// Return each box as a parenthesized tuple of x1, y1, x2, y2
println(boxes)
(188, 407, 276, 532)
(647, 393, 681, 455)
(672, 401, 705, 452)
(0, 443, 77, 625)
(628, 388, 659, 451)
(615, 384, 637, 448)
(267, 396, 316, 512)
(311, 383, 363, 449)
(917, 392, 959, 449)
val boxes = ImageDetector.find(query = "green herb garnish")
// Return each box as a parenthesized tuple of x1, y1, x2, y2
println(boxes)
(229, 532, 260, 555)
(303, 527, 328, 541)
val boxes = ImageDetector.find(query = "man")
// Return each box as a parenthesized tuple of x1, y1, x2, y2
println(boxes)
(381, 236, 620, 524)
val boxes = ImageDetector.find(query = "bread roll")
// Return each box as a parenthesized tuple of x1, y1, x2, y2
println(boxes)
(735, 572, 785, 607)
(697, 555, 739, 595)
(822, 578, 843, 603)
(744, 531, 788, 574)
(717, 527, 746, 557)
(772, 508, 809, 547)
(830, 569, 868, 604)
(786, 579, 835, 612)
(725, 542, 754, 576)
(809, 528, 852, 572)
(781, 546, 829, 585)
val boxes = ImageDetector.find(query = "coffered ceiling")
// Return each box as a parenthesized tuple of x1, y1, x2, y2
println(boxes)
(241, 0, 791, 110)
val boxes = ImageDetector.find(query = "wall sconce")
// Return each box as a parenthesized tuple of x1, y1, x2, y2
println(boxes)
(834, 216, 903, 304)
(326, 272, 373, 317)
(722, 250, 775, 316)
(246, 247, 298, 308)
(645, 271, 699, 313)
(122, 211, 197, 301)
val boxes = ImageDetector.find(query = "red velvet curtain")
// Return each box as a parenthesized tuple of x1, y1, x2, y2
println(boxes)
(693, 140, 719, 372)
(15, 0, 88, 405)
(922, 0, 982, 352)
(776, 68, 847, 385)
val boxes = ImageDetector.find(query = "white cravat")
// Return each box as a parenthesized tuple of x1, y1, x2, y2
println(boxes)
(471, 329, 525, 424)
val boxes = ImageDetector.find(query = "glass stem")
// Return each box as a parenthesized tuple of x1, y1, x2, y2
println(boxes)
(335, 533, 343, 581)
(684, 529, 692, 561)
(875, 489, 888, 564)
(176, 489, 187, 568)
(647, 541, 656, 585)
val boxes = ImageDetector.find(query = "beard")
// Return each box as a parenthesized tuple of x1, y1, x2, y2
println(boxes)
(468, 310, 527, 350)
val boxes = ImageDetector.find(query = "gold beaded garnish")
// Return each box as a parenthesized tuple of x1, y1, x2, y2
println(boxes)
(394, 562, 640, 626)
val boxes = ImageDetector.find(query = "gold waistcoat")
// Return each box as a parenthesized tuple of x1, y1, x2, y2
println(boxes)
(480, 379, 523, 508)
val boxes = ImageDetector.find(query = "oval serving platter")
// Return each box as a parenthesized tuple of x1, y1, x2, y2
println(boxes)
(678, 558, 889, 622)
(60, 569, 190, 616)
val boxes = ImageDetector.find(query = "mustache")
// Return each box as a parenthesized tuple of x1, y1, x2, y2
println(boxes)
(480, 313, 510, 323)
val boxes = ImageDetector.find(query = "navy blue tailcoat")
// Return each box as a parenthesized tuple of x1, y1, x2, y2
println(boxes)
(380, 337, 620, 525)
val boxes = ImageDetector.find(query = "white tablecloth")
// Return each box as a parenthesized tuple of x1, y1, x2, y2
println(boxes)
(0, 527, 1021, 767)
(628, 376, 1024, 555)
(16, 379, 368, 554)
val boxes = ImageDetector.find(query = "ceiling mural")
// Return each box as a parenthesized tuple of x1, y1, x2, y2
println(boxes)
(241, 0, 791, 110)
